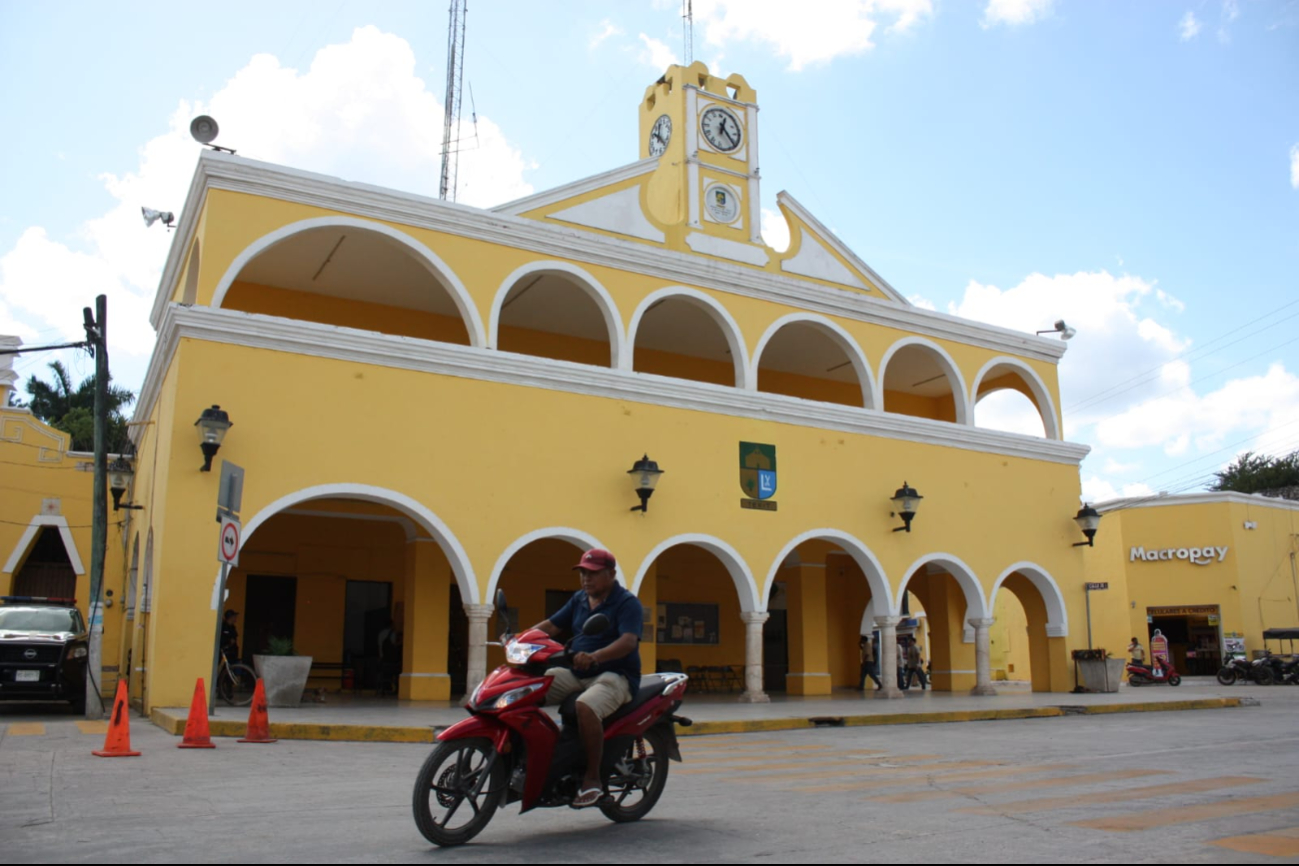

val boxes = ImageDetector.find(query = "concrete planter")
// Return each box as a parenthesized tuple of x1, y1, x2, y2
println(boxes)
(1078, 657, 1125, 693)
(253, 654, 314, 707)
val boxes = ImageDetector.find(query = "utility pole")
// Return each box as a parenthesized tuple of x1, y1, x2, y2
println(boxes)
(683, 0, 694, 65)
(84, 295, 108, 720)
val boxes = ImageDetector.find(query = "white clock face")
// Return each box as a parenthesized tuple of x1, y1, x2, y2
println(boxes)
(648, 115, 671, 156)
(700, 106, 743, 153)
(704, 183, 741, 224)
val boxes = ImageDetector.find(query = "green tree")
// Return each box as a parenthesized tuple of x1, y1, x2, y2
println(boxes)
(23, 360, 135, 453)
(1211, 450, 1299, 496)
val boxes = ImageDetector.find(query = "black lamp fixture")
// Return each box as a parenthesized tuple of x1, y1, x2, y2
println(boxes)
(628, 454, 664, 513)
(890, 481, 923, 533)
(195, 405, 232, 472)
(108, 455, 144, 511)
(1073, 503, 1101, 547)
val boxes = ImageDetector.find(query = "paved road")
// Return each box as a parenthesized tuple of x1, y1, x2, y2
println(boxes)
(3, 700, 1298, 862)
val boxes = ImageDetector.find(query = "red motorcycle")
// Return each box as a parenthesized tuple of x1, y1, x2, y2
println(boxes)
(1126, 658, 1181, 687)
(412, 596, 691, 847)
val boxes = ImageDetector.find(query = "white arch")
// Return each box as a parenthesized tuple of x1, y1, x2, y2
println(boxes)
(877, 336, 972, 426)
(208, 216, 487, 348)
(2, 515, 85, 575)
(625, 287, 751, 390)
(765, 529, 894, 618)
(231, 483, 479, 604)
(988, 561, 1070, 638)
(487, 527, 622, 602)
(489, 262, 626, 368)
(896, 552, 989, 621)
(970, 356, 1061, 440)
(630, 533, 760, 613)
(751, 313, 879, 410)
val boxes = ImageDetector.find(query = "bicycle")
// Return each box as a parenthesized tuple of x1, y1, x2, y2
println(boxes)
(217, 655, 258, 706)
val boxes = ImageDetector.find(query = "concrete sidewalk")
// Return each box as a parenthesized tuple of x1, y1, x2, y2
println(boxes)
(150, 677, 1262, 743)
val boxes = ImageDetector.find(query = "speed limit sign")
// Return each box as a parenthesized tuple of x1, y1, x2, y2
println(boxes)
(218, 515, 242, 566)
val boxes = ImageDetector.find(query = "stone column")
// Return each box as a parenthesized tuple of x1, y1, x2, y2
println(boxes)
(464, 604, 495, 696)
(875, 616, 904, 699)
(969, 617, 997, 696)
(738, 611, 770, 703)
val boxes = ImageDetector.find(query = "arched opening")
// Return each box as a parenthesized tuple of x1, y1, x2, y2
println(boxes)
(219, 222, 475, 346)
(880, 340, 968, 424)
(493, 265, 619, 367)
(753, 317, 873, 408)
(230, 490, 474, 702)
(897, 556, 987, 692)
(488, 535, 593, 672)
(12, 527, 76, 598)
(628, 290, 747, 388)
(971, 359, 1058, 439)
(989, 564, 1069, 693)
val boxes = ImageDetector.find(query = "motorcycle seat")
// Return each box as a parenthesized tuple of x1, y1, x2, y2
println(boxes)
(558, 673, 673, 724)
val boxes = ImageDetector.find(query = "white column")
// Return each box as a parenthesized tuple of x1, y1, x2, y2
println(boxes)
(464, 604, 495, 696)
(875, 616, 904, 699)
(738, 611, 770, 704)
(969, 617, 997, 696)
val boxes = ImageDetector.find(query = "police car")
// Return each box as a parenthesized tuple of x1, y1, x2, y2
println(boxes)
(0, 597, 89, 713)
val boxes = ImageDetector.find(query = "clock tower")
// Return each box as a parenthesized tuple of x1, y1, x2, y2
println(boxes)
(640, 62, 764, 258)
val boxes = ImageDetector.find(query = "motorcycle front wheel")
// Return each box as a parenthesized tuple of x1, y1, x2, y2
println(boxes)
(1254, 668, 1275, 686)
(412, 738, 505, 847)
(600, 726, 670, 824)
(1216, 667, 1237, 686)
(1168, 674, 1181, 686)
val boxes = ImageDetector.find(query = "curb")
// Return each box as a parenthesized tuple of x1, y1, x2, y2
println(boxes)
(151, 697, 1244, 744)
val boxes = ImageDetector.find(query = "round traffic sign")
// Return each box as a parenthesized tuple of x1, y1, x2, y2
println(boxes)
(220, 520, 240, 563)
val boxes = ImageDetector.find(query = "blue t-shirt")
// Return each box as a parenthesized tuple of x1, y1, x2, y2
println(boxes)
(548, 582, 642, 694)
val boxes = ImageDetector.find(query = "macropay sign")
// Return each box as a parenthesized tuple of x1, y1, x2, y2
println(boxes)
(1130, 545, 1229, 566)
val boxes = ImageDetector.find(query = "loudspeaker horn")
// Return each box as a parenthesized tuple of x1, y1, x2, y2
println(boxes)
(190, 115, 220, 145)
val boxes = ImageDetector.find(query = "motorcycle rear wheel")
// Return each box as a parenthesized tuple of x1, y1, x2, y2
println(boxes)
(1216, 668, 1237, 686)
(412, 738, 505, 847)
(1128, 674, 1147, 686)
(599, 726, 670, 824)
(1255, 668, 1275, 686)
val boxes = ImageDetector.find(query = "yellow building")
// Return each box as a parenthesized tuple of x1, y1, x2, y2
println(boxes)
(0, 343, 127, 704)
(107, 63, 1121, 712)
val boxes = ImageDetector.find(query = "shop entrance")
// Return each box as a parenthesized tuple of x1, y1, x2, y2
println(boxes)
(1147, 606, 1221, 676)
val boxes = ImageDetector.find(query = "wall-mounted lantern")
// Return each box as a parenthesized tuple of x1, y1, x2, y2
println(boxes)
(890, 481, 923, 533)
(628, 454, 664, 513)
(196, 405, 232, 472)
(1073, 503, 1101, 547)
(108, 455, 145, 512)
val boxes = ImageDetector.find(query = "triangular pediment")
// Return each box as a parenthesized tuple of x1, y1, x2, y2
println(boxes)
(492, 160, 666, 244)
(773, 193, 908, 304)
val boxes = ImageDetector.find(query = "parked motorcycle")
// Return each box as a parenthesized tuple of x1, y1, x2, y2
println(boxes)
(1126, 658, 1181, 686)
(412, 594, 691, 847)
(1216, 656, 1262, 685)
(1252, 650, 1288, 685)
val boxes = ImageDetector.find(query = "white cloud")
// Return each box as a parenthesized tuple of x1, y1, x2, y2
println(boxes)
(760, 207, 790, 252)
(974, 389, 1046, 437)
(638, 34, 681, 71)
(0, 27, 535, 395)
(1178, 11, 1202, 41)
(981, 0, 1053, 28)
(590, 19, 624, 50)
(692, 0, 934, 71)
(1290, 143, 1299, 189)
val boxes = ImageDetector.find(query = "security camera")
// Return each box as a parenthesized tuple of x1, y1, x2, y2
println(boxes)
(141, 207, 175, 230)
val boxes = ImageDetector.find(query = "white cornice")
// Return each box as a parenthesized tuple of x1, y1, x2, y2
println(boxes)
(1098, 492, 1299, 514)
(491, 158, 659, 215)
(148, 153, 1068, 365)
(135, 305, 1090, 468)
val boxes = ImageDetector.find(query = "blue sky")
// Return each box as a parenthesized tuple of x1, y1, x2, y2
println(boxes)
(1, 0, 1296, 502)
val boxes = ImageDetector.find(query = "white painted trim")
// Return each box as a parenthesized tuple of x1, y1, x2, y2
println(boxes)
(685, 232, 770, 267)
(489, 261, 626, 369)
(232, 483, 478, 605)
(750, 313, 879, 410)
(207, 215, 487, 349)
(764, 529, 894, 616)
(399, 672, 452, 679)
(1097, 491, 1299, 514)
(896, 553, 989, 620)
(630, 534, 760, 613)
(281, 508, 420, 542)
(486, 528, 619, 603)
(491, 159, 659, 216)
(134, 305, 1092, 468)
(624, 287, 751, 389)
(2, 515, 86, 575)
(150, 153, 1067, 365)
(970, 356, 1060, 441)
(878, 337, 973, 426)
(988, 561, 1070, 638)
(776, 192, 907, 304)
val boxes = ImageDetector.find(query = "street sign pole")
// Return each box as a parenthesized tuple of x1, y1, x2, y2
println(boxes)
(209, 467, 244, 714)
(209, 561, 231, 714)
(1086, 585, 1093, 650)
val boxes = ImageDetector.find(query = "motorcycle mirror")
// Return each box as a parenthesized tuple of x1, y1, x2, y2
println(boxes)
(582, 613, 611, 636)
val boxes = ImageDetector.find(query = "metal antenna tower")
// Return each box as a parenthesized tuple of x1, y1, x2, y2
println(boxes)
(439, 0, 468, 201)
(682, 0, 694, 65)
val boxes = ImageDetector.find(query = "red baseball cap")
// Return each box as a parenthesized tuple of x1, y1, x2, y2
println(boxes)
(573, 548, 617, 572)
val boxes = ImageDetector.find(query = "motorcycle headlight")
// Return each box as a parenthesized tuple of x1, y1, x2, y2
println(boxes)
(485, 682, 545, 711)
(506, 642, 546, 665)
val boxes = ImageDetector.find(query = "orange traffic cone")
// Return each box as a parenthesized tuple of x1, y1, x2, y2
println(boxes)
(93, 679, 141, 757)
(178, 678, 216, 749)
(237, 679, 277, 744)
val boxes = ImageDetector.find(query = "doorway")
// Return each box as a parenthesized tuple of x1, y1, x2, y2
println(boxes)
(243, 575, 298, 661)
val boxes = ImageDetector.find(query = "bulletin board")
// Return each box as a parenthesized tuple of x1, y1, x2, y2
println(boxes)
(656, 603, 720, 645)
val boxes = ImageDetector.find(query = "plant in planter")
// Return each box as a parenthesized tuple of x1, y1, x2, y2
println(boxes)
(253, 636, 314, 707)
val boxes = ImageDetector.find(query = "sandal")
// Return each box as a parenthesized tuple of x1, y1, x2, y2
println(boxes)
(572, 785, 604, 808)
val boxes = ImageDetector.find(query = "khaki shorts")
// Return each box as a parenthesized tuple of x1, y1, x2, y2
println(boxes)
(544, 668, 632, 720)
